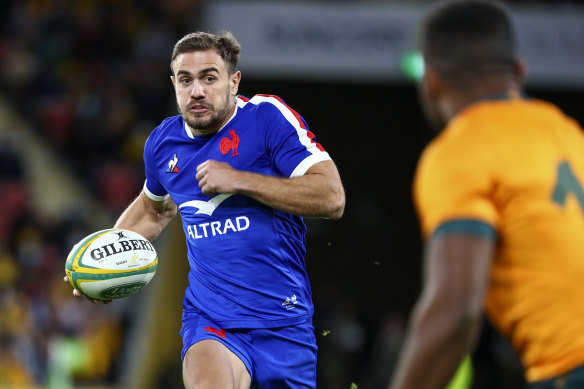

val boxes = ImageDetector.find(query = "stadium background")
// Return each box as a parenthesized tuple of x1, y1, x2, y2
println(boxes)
(0, 0, 582, 388)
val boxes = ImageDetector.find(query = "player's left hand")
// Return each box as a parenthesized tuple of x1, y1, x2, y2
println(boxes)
(196, 159, 239, 196)
(63, 275, 112, 304)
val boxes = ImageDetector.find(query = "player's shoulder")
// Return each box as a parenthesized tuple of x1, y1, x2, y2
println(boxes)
(420, 120, 476, 165)
(144, 115, 184, 152)
(430, 101, 507, 153)
(446, 98, 579, 151)
(152, 115, 183, 135)
(418, 108, 494, 174)
(237, 94, 299, 119)
(147, 115, 183, 141)
(453, 98, 565, 136)
(238, 93, 289, 108)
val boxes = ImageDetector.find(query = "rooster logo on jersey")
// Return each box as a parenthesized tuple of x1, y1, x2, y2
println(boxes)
(220, 130, 240, 157)
(168, 153, 180, 173)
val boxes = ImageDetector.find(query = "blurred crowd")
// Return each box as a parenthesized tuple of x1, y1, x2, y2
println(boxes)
(0, 0, 199, 387)
(0, 1, 415, 387)
(0, 0, 545, 388)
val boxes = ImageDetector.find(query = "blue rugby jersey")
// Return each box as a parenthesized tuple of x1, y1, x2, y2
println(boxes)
(143, 95, 331, 328)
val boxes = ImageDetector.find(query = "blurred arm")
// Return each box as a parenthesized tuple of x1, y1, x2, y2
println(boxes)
(388, 233, 495, 389)
(196, 159, 345, 219)
(114, 191, 178, 241)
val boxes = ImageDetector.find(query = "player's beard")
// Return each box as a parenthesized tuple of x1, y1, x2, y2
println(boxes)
(179, 88, 233, 134)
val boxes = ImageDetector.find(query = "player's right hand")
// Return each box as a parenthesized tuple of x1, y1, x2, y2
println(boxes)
(196, 159, 239, 196)
(63, 274, 112, 304)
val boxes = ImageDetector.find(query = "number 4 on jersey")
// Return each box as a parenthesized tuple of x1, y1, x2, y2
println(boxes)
(552, 161, 584, 213)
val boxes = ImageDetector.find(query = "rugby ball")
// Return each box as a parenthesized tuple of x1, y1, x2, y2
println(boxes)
(65, 229, 158, 300)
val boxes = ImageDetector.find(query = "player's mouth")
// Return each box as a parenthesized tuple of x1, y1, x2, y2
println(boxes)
(188, 104, 211, 114)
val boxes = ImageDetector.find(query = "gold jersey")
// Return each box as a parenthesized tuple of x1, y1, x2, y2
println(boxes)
(414, 96, 584, 382)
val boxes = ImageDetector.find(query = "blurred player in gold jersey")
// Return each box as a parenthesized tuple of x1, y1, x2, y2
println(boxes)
(388, 1, 584, 388)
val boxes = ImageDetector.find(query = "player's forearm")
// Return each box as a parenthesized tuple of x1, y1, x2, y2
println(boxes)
(389, 295, 481, 389)
(235, 170, 345, 219)
(114, 192, 177, 241)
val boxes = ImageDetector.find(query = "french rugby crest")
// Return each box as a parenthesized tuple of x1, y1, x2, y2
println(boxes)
(220, 130, 240, 157)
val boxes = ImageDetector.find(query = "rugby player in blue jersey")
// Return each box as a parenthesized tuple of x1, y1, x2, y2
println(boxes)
(67, 31, 345, 389)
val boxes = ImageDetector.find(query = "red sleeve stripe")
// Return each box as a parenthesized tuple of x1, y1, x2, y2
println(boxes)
(256, 94, 306, 129)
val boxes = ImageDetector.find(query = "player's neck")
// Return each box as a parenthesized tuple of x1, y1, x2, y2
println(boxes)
(444, 77, 522, 122)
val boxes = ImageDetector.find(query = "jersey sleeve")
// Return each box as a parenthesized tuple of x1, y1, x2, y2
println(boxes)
(143, 131, 169, 201)
(414, 126, 499, 239)
(254, 95, 331, 177)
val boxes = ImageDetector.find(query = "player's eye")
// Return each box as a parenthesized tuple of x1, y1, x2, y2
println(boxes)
(180, 78, 191, 84)
(204, 76, 215, 83)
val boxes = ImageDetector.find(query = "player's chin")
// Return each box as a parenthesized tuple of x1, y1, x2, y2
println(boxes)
(184, 116, 208, 130)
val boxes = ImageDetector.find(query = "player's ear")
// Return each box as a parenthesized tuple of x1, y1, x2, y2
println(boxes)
(514, 58, 526, 85)
(424, 66, 443, 98)
(230, 71, 241, 96)
(170, 75, 176, 87)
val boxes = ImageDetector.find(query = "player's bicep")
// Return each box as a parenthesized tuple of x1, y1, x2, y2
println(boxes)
(140, 191, 177, 217)
(305, 160, 345, 199)
(304, 160, 341, 183)
(114, 192, 176, 241)
(423, 230, 496, 315)
(303, 160, 345, 218)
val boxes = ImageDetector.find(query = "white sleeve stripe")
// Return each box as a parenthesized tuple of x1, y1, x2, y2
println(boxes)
(248, 95, 326, 157)
(237, 95, 249, 107)
(143, 181, 169, 201)
(291, 153, 331, 178)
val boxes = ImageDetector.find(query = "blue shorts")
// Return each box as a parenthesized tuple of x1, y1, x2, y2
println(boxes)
(180, 309, 318, 389)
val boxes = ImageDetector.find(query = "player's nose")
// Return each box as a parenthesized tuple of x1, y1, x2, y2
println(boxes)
(190, 81, 205, 99)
